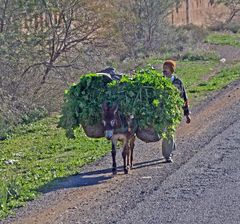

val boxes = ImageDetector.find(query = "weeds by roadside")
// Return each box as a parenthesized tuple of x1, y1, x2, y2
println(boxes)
(188, 63, 240, 101)
(205, 33, 240, 47)
(0, 117, 110, 219)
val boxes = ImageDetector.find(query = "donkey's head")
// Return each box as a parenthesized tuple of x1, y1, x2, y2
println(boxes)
(102, 102, 119, 140)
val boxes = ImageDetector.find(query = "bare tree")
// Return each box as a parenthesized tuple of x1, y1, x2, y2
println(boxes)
(0, 0, 121, 130)
(211, 0, 240, 23)
(0, 0, 117, 109)
(18, 0, 117, 95)
(115, 0, 179, 58)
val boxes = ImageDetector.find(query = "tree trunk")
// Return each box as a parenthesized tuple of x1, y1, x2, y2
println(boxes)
(185, 0, 190, 25)
(225, 9, 240, 24)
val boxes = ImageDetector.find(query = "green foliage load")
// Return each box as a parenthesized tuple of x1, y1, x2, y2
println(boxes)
(59, 67, 184, 138)
(59, 74, 110, 138)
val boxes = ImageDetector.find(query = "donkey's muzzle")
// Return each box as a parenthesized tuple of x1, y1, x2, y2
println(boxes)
(105, 130, 113, 140)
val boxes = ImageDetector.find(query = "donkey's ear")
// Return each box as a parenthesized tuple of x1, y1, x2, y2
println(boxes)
(112, 103, 118, 114)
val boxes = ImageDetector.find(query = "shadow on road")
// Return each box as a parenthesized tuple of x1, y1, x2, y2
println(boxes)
(133, 158, 165, 170)
(39, 168, 113, 194)
(39, 158, 165, 194)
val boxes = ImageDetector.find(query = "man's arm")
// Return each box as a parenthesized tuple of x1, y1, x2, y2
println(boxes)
(182, 85, 190, 116)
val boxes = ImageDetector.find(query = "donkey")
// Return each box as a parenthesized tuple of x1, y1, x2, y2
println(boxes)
(102, 102, 137, 175)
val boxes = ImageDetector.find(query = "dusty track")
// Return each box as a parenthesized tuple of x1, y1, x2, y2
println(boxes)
(2, 80, 240, 224)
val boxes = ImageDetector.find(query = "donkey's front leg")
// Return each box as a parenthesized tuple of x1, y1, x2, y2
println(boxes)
(122, 143, 129, 174)
(129, 136, 136, 169)
(111, 140, 117, 175)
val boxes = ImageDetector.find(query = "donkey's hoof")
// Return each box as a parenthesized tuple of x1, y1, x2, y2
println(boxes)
(124, 168, 129, 174)
(112, 168, 117, 175)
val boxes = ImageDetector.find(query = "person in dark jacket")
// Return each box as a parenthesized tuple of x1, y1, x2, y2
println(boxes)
(162, 60, 191, 163)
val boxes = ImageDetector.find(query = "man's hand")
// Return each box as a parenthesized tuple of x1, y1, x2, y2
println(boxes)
(186, 115, 191, 124)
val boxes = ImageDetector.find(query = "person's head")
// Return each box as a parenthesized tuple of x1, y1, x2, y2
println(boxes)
(162, 60, 176, 78)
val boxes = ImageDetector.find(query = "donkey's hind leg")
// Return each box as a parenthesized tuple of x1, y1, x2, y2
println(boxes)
(111, 139, 117, 175)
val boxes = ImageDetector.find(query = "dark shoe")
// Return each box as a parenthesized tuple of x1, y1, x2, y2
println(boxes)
(165, 157, 173, 163)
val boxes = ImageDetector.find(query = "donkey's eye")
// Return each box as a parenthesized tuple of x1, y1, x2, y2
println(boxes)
(102, 120, 106, 126)
(111, 120, 115, 127)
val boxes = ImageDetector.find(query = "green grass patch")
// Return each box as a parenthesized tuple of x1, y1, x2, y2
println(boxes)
(0, 117, 110, 219)
(181, 51, 219, 62)
(205, 33, 240, 47)
(176, 61, 217, 89)
(188, 63, 240, 101)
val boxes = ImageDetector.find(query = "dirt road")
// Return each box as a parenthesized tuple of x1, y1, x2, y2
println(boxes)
(2, 80, 240, 224)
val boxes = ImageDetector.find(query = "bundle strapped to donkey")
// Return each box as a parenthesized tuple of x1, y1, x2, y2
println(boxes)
(81, 123, 105, 138)
(136, 127, 160, 143)
(80, 68, 123, 138)
(79, 68, 160, 143)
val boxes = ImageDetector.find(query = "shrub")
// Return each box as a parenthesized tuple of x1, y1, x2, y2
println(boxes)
(209, 22, 240, 34)
(20, 107, 48, 125)
(209, 22, 225, 32)
(177, 24, 209, 43)
(0, 117, 11, 140)
(0, 106, 48, 141)
(224, 22, 240, 34)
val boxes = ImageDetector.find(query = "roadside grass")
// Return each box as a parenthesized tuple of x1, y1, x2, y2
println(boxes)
(187, 63, 240, 101)
(0, 117, 110, 219)
(1, 60, 240, 219)
(205, 33, 240, 47)
(176, 61, 217, 89)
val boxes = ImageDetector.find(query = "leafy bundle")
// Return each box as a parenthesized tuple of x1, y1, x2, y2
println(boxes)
(59, 67, 184, 138)
(107, 68, 184, 137)
(59, 74, 109, 138)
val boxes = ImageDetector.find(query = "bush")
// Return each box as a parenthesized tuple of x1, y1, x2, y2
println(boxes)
(224, 22, 240, 34)
(0, 106, 48, 141)
(209, 22, 240, 34)
(176, 24, 209, 43)
(0, 117, 11, 140)
(209, 22, 225, 32)
(20, 107, 48, 125)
